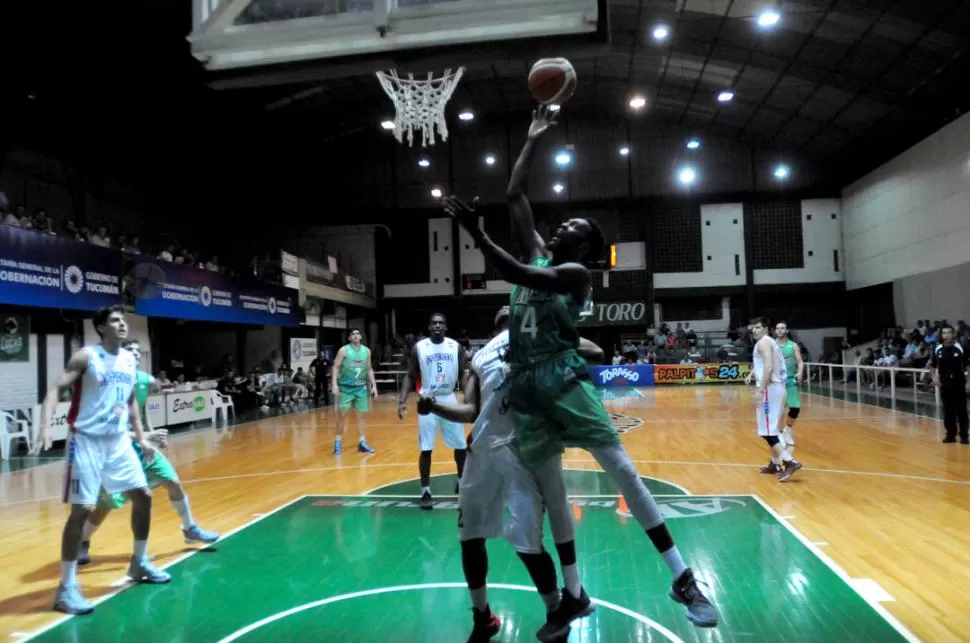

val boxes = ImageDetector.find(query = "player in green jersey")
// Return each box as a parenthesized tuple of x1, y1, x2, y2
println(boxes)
(78, 340, 219, 566)
(331, 329, 377, 455)
(443, 104, 718, 631)
(769, 321, 805, 467)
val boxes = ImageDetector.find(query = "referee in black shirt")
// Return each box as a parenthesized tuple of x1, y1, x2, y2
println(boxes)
(930, 324, 969, 444)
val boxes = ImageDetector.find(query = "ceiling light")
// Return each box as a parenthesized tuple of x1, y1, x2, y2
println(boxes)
(652, 25, 670, 41)
(485, 154, 496, 166)
(678, 167, 697, 185)
(430, 187, 443, 198)
(380, 120, 395, 130)
(548, 103, 561, 112)
(686, 139, 701, 150)
(628, 95, 647, 110)
(418, 158, 431, 168)
(553, 183, 565, 194)
(554, 151, 572, 167)
(757, 9, 781, 28)
(774, 164, 791, 179)
(619, 145, 631, 156)
(717, 90, 735, 103)
(458, 110, 475, 121)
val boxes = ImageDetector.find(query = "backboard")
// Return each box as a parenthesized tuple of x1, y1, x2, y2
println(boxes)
(189, 0, 608, 88)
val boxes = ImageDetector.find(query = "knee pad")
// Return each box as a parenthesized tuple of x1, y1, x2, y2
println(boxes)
(762, 435, 780, 447)
(788, 407, 800, 420)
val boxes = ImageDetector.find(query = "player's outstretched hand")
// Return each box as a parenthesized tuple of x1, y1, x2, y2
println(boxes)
(443, 196, 480, 233)
(528, 104, 559, 139)
(416, 395, 435, 416)
(139, 440, 157, 464)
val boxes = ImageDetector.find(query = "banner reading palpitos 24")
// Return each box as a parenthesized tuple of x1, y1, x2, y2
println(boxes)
(654, 363, 751, 384)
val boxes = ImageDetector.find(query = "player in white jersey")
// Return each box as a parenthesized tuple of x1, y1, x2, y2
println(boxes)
(31, 306, 170, 616)
(745, 316, 802, 481)
(419, 307, 603, 642)
(398, 313, 468, 509)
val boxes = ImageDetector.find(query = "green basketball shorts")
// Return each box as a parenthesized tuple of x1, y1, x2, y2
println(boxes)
(339, 385, 370, 413)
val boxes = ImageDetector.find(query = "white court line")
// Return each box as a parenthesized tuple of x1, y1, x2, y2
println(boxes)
(21, 495, 309, 642)
(215, 582, 685, 643)
(749, 495, 920, 643)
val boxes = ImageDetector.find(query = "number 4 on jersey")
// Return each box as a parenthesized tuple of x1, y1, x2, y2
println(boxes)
(519, 306, 538, 339)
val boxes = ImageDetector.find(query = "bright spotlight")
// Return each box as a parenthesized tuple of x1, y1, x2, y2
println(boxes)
(774, 164, 791, 179)
(652, 24, 670, 41)
(430, 187, 443, 198)
(458, 111, 475, 121)
(485, 154, 496, 166)
(678, 167, 697, 185)
(686, 139, 701, 150)
(619, 145, 631, 157)
(628, 95, 647, 110)
(553, 183, 565, 194)
(548, 103, 561, 112)
(418, 158, 431, 168)
(554, 151, 572, 167)
(380, 120, 395, 130)
(717, 90, 735, 103)
(757, 10, 781, 27)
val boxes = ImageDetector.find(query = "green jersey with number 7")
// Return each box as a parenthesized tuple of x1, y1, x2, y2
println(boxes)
(508, 256, 584, 364)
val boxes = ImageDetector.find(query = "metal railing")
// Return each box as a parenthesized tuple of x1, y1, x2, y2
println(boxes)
(804, 361, 940, 407)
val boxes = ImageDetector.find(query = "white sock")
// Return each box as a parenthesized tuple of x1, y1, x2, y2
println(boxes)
(562, 563, 581, 597)
(780, 449, 794, 462)
(81, 520, 98, 541)
(540, 590, 561, 613)
(661, 545, 688, 580)
(782, 426, 795, 446)
(60, 560, 78, 585)
(469, 586, 488, 611)
(421, 486, 431, 496)
(171, 497, 194, 529)
(335, 436, 342, 444)
(771, 457, 782, 465)
(133, 540, 148, 560)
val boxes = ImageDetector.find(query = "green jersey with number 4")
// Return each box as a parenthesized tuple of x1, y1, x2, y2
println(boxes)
(508, 256, 584, 364)
(339, 344, 370, 388)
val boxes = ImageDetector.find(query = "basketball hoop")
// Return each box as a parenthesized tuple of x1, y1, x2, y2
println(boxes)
(375, 67, 465, 147)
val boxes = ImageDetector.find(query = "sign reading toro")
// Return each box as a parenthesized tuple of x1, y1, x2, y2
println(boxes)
(577, 301, 649, 327)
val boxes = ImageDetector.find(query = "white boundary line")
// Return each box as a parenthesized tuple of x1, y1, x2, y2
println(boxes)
(748, 495, 921, 643)
(215, 582, 685, 643)
(361, 467, 693, 497)
(21, 494, 309, 642)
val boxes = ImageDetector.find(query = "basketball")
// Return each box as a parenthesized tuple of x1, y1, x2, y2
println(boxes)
(528, 58, 577, 105)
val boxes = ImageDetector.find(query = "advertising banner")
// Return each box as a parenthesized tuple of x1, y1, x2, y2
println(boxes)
(0, 314, 29, 362)
(589, 364, 655, 387)
(290, 337, 317, 372)
(166, 391, 211, 425)
(576, 301, 649, 327)
(132, 257, 298, 327)
(653, 363, 751, 384)
(0, 225, 123, 312)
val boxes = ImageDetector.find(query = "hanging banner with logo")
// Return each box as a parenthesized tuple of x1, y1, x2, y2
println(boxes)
(290, 337, 317, 372)
(589, 365, 655, 387)
(0, 226, 123, 312)
(576, 301, 649, 327)
(654, 363, 751, 384)
(132, 257, 299, 326)
(0, 314, 30, 362)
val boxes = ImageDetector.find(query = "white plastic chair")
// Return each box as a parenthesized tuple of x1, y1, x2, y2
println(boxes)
(210, 391, 235, 425)
(1, 410, 33, 460)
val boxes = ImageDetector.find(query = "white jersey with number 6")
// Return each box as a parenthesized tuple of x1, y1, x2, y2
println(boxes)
(416, 337, 461, 396)
(470, 330, 515, 452)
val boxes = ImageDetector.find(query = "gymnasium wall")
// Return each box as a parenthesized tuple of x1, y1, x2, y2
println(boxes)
(892, 262, 970, 327)
(842, 110, 970, 291)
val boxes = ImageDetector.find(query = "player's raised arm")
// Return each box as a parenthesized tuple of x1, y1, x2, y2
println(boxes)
(421, 370, 480, 425)
(398, 344, 420, 420)
(578, 338, 606, 365)
(32, 349, 89, 454)
(507, 106, 557, 262)
(445, 196, 589, 299)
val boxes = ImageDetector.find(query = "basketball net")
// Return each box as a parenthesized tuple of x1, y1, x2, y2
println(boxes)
(375, 67, 465, 147)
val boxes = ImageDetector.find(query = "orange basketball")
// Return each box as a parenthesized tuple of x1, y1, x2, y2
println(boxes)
(528, 58, 578, 105)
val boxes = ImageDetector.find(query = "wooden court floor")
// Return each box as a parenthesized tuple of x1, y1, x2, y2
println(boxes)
(1, 387, 969, 641)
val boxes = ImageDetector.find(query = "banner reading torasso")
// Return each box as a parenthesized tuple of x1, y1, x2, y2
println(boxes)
(654, 363, 751, 384)
(132, 257, 299, 327)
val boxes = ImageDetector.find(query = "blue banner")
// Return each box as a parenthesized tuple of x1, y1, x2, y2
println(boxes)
(132, 257, 299, 327)
(589, 364, 655, 387)
(0, 225, 123, 311)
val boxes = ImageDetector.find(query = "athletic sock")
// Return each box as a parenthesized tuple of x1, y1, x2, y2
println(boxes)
(133, 540, 148, 560)
(469, 586, 488, 611)
(60, 560, 78, 585)
(661, 545, 688, 580)
(421, 486, 431, 496)
(171, 497, 194, 529)
(561, 564, 581, 597)
(780, 449, 794, 462)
